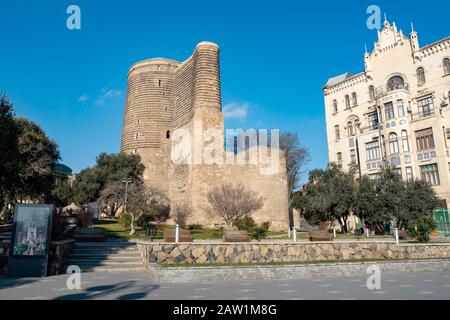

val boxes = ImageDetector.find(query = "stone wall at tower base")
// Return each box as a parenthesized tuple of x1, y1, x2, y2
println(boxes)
(136, 240, 450, 265)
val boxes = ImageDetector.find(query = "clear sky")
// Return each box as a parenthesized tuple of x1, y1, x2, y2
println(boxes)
(1, 0, 449, 182)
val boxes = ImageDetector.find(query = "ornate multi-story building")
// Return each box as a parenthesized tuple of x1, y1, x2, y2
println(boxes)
(324, 19, 450, 206)
(121, 42, 289, 230)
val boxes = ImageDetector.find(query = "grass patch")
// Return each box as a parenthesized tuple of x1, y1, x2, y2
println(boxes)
(95, 219, 393, 241)
(190, 229, 224, 240)
(95, 219, 161, 239)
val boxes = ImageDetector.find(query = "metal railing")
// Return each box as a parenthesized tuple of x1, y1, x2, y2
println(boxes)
(375, 83, 410, 99)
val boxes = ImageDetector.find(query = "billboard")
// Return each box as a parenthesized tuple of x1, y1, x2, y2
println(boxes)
(8, 204, 53, 277)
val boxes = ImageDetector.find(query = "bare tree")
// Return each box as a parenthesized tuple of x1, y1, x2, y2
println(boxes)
(97, 181, 125, 218)
(207, 183, 264, 229)
(98, 181, 169, 235)
(172, 202, 193, 229)
(280, 132, 310, 227)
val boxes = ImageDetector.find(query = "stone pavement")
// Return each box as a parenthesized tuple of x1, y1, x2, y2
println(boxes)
(0, 271, 449, 300)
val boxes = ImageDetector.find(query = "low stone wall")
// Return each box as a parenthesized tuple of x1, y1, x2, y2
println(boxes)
(135, 240, 450, 265)
(149, 259, 450, 283)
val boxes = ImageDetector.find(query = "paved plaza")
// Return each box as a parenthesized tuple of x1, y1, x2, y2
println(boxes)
(0, 271, 449, 300)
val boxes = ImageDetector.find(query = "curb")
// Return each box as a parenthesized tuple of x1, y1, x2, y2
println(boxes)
(146, 259, 450, 283)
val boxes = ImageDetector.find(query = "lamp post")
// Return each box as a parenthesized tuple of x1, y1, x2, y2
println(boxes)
(122, 178, 132, 212)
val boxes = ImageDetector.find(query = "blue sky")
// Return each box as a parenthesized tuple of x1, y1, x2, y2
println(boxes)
(1, 0, 449, 183)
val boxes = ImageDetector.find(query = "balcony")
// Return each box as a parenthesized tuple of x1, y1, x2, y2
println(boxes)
(375, 83, 410, 99)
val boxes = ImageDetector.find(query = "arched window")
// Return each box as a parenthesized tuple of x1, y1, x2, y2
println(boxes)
(333, 100, 338, 113)
(387, 76, 405, 92)
(444, 58, 450, 75)
(401, 130, 410, 152)
(347, 121, 354, 137)
(389, 132, 399, 154)
(345, 95, 350, 108)
(166, 131, 171, 139)
(352, 92, 358, 106)
(417, 67, 426, 84)
(369, 85, 375, 100)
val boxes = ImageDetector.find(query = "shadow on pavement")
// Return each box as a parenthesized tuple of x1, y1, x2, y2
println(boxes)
(53, 280, 160, 300)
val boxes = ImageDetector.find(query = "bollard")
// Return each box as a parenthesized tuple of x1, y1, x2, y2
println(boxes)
(333, 227, 336, 238)
(175, 224, 180, 243)
(292, 227, 297, 242)
(394, 228, 399, 245)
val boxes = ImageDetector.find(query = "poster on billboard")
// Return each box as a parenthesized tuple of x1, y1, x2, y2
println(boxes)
(7, 204, 53, 277)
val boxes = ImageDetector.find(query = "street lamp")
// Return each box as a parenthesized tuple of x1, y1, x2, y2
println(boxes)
(122, 178, 132, 212)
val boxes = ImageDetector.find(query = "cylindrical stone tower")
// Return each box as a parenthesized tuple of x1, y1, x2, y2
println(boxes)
(193, 42, 222, 111)
(121, 58, 180, 191)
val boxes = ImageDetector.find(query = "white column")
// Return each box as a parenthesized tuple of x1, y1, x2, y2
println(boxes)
(394, 228, 399, 245)
(175, 224, 180, 243)
(292, 227, 297, 242)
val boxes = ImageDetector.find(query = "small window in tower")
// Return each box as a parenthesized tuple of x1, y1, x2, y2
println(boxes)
(134, 148, 138, 154)
(157, 65, 160, 71)
(137, 118, 140, 124)
(159, 80, 162, 87)
(166, 131, 170, 139)
(135, 132, 139, 140)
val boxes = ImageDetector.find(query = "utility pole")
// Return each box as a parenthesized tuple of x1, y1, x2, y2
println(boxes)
(122, 178, 132, 212)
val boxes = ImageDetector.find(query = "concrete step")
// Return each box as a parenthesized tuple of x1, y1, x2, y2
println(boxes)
(70, 253, 141, 260)
(75, 242, 136, 247)
(67, 259, 143, 266)
(65, 264, 145, 273)
(72, 248, 139, 255)
(66, 241, 145, 273)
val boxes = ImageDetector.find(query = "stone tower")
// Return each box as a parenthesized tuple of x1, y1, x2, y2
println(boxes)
(121, 42, 289, 231)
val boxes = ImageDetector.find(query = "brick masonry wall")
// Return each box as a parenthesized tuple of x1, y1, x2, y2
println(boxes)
(136, 240, 450, 265)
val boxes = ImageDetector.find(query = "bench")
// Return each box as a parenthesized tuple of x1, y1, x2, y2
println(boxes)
(398, 230, 412, 241)
(223, 230, 250, 242)
(308, 230, 333, 241)
(164, 229, 193, 242)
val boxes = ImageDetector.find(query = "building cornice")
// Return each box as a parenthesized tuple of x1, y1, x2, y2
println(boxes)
(417, 36, 450, 59)
(323, 72, 368, 95)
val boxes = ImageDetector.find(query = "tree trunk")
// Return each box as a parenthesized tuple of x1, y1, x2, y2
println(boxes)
(129, 214, 136, 236)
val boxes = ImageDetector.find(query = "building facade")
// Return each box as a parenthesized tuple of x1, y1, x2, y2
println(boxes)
(324, 19, 450, 207)
(121, 42, 289, 230)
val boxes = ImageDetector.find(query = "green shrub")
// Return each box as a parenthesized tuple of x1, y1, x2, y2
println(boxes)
(233, 216, 257, 232)
(119, 212, 132, 231)
(187, 224, 203, 230)
(407, 216, 436, 243)
(251, 221, 271, 241)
